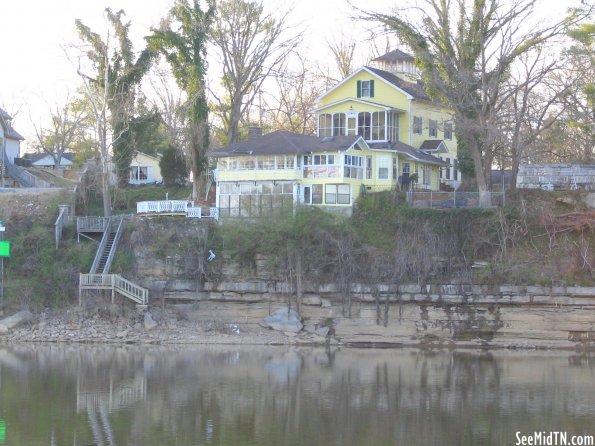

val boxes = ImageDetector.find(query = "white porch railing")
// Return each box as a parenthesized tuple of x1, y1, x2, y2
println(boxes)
(79, 273, 148, 306)
(77, 216, 110, 233)
(137, 200, 219, 220)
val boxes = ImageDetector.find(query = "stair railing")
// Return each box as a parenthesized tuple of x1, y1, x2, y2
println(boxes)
(101, 217, 125, 274)
(89, 218, 113, 273)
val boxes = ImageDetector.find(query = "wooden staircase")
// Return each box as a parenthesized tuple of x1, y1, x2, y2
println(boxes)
(79, 274, 149, 307)
(90, 217, 124, 274)
(95, 227, 117, 273)
(80, 215, 149, 307)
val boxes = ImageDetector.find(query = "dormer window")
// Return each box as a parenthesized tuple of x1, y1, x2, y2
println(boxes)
(357, 80, 374, 98)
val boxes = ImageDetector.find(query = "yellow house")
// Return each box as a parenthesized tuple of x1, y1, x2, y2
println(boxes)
(207, 129, 445, 216)
(313, 49, 461, 190)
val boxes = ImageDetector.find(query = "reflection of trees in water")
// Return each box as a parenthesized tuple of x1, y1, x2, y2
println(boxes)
(0, 346, 593, 445)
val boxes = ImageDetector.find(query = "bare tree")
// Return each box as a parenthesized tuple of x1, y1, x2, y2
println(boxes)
(210, 0, 302, 144)
(327, 36, 357, 80)
(368, 0, 594, 206)
(31, 96, 87, 169)
(498, 49, 574, 188)
(145, 65, 186, 146)
(263, 57, 325, 135)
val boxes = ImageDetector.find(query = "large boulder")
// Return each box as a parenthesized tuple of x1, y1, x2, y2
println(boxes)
(144, 313, 158, 331)
(0, 310, 34, 333)
(263, 308, 303, 333)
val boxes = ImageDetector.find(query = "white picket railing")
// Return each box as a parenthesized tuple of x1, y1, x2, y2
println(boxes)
(79, 273, 148, 306)
(136, 200, 219, 220)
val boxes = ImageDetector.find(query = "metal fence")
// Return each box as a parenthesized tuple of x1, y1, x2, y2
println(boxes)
(407, 191, 505, 208)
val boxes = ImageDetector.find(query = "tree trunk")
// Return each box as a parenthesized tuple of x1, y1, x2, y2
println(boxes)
(227, 98, 243, 144)
(471, 142, 492, 208)
(295, 252, 302, 315)
(510, 157, 520, 192)
(102, 166, 112, 217)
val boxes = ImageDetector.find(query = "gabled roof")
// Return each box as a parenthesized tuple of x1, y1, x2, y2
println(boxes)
(133, 150, 162, 161)
(372, 49, 415, 63)
(310, 97, 406, 114)
(368, 141, 447, 166)
(315, 65, 433, 106)
(0, 107, 24, 141)
(25, 152, 76, 163)
(207, 131, 363, 157)
(365, 66, 431, 101)
(419, 140, 449, 154)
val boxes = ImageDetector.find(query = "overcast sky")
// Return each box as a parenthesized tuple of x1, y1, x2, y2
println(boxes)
(0, 0, 579, 146)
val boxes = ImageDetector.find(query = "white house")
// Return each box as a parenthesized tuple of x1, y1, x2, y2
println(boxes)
(128, 151, 163, 185)
(25, 152, 75, 169)
(0, 107, 24, 163)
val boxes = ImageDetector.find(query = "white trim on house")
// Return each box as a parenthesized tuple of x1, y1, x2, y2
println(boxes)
(314, 66, 415, 103)
(310, 97, 406, 114)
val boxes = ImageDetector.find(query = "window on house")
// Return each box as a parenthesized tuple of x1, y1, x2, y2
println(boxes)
(337, 185, 350, 204)
(422, 165, 431, 185)
(444, 122, 453, 140)
(454, 159, 458, 181)
(429, 119, 437, 137)
(344, 154, 363, 179)
(130, 166, 148, 181)
(392, 157, 398, 180)
(312, 184, 323, 204)
(276, 155, 295, 169)
(357, 112, 371, 140)
(257, 157, 275, 169)
(319, 113, 332, 137)
(325, 184, 337, 204)
(333, 113, 346, 136)
(239, 157, 255, 169)
(402, 162, 410, 185)
(388, 112, 400, 142)
(366, 156, 373, 179)
(445, 158, 451, 180)
(358, 80, 374, 98)
(377, 156, 390, 180)
(413, 116, 422, 134)
(371, 112, 386, 141)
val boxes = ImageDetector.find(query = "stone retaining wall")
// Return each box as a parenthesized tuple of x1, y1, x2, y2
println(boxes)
(163, 281, 595, 350)
(201, 281, 595, 307)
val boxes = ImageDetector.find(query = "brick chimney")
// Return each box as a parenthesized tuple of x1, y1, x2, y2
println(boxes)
(248, 126, 263, 140)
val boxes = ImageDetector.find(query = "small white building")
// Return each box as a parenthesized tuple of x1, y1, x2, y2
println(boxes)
(0, 107, 24, 163)
(25, 152, 75, 169)
(128, 151, 163, 185)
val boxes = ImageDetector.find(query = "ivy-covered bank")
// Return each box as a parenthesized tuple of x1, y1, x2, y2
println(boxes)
(213, 189, 595, 289)
(0, 188, 593, 310)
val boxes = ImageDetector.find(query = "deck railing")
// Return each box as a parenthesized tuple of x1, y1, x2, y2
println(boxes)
(77, 216, 110, 233)
(80, 273, 148, 306)
(89, 218, 113, 274)
(54, 205, 72, 249)
(137, 200, 219, 220)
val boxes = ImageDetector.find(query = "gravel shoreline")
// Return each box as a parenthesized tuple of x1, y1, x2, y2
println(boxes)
(0, 307, 331, 346)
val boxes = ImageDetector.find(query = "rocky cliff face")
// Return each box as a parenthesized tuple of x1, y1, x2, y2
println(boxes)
(125, 218, 595, 349)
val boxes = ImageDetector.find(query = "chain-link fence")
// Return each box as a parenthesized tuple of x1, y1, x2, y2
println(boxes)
(407, 191, 505, 208)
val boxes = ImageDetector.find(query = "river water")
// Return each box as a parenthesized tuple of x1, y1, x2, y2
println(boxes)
(0, 345, 593, 446)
